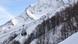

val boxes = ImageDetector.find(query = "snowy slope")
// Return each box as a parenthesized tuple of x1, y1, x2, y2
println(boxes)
(59, 32, 78, 44)
(0, 10, 34, 33)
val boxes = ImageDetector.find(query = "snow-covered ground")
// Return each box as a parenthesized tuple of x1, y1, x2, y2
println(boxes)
(59, 32, 78, 44)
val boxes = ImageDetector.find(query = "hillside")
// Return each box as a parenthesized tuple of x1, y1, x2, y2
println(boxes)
(0, 0, 78, 44)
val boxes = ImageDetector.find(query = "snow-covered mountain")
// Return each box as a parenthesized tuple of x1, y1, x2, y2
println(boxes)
(0, 0, 78, 44)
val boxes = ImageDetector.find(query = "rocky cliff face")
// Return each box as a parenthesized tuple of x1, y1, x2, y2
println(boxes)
(0, 0, 78, 44)
(36, 2, 78, 44)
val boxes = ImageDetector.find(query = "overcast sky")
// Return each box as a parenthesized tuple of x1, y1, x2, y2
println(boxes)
(0, 0, 37, 25)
